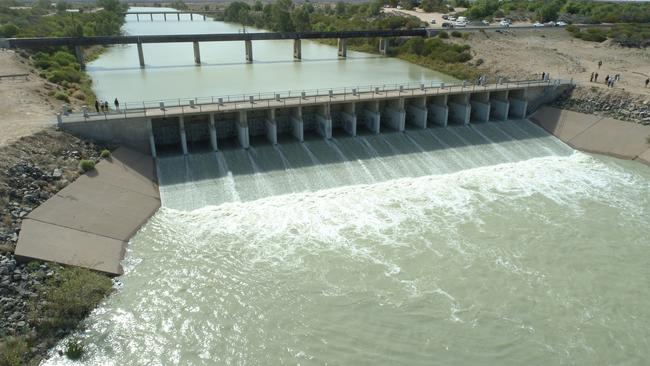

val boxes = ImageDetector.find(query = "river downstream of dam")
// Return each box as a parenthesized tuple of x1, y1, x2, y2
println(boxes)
(45, 8, 650, 366)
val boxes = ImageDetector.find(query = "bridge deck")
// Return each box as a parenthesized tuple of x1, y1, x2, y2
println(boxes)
(61, 80, 561, 124)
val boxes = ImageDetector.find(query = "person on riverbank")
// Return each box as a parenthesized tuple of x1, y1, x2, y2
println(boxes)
(590, 72, 594, 82)
(598, 60, 602, 69)
(594, 73, 599, 82)
(114, 98, 119, 111)
(646, 78, 649, 88)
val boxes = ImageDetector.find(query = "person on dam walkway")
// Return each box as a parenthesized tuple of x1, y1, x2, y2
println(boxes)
(114, 98, 120, 111)
(94, 100, 100, 114)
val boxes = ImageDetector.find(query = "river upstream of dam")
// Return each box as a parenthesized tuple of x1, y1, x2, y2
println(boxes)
(44, 8, 650, 366)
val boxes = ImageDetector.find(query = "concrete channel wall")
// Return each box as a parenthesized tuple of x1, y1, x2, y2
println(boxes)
(59, 83, 571, 156)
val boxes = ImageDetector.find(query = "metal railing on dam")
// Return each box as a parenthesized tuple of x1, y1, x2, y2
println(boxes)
(57, 78, 574, 158)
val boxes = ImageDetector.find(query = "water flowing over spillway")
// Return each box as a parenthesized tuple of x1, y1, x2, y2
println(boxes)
(44, 119, 650, 365)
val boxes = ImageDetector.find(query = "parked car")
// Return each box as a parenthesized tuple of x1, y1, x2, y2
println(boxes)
(449, 16, 456, 21)
(442, 14, 449, 20)
(430, 19, 436, 24)
(454, 20, 467, 27)
(533, 22, 544, 27)
(481, 19, 490, 25)
(556, 21, 568, 26)
(499, 19, 510, 27)
(396, 5, 402, 9)
(544, 21, 556, 27)
(442, 22, 454, 28)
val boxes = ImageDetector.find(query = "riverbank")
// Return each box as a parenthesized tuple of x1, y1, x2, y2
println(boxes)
(531, 106, 650, 166)
(0, 129, 115, 365)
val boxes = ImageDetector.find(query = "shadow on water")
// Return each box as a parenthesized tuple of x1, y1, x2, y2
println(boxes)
(157, 119, 567, 188)
(87, 54, 383, 73)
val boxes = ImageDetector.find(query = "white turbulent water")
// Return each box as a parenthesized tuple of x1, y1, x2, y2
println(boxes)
(44, 120, 650, 365)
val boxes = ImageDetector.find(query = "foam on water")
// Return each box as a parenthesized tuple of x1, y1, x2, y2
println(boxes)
(44, 120, 650, 365)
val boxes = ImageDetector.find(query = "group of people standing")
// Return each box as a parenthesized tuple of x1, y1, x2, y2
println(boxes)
(94, 98, 120, 114)
(589, 60, 650, 89)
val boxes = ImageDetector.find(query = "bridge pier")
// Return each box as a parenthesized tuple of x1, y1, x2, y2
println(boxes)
(193, 41, 201, 65)
(147, 119, 157, 158)
(179, 116, 188, 155)
(150, 13, 153, 21)
(163, 13, 166, 21)
(74, 45, 85, 70)
(136, 13, 139, 22)
(316, 104, 332, 139)
(137, 42, 145, 68)
(342, 103, 357, 136)
(406, 96, 427, 129)
(203, 14, 206, 21)
(237, 111, 250, 149)
(290, 107, 304, 142)
(245, 40, 253, 62)
(379, 37, 388, 55)
(177, 13, 180, 21)
(265, 109, 278, 145)
(337, 38, 347, 58)
(208, 113, 218, 151)
(190, 13, 194, 21)
(427, 95, 449, 127)
(293, 39, 301, 60)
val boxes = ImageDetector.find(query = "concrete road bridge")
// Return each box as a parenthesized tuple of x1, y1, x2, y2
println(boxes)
(57, 78, 574, 158)
(3, 29, 422, 68)
(124, 10, 221, 22)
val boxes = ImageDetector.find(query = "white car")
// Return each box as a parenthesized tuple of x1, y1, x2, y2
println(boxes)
(449, 16, 456, 21)
(533, 22, 544, 27)
(481, 19, 490, 25)
(556, 21, 568, 26)
(499, 20, 510, 27)
(454, 20, 467, 27)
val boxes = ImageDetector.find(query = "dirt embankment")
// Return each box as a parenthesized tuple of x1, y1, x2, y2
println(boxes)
(458, 28, 650, 96)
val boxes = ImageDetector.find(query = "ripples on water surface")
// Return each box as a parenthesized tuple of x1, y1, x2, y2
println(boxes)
(43, 120, 650, 365)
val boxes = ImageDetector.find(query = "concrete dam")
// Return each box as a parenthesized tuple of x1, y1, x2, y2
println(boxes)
(59, 79, 572, 158)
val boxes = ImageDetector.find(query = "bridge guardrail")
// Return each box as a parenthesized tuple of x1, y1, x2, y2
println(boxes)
(62, 78, 574, 123)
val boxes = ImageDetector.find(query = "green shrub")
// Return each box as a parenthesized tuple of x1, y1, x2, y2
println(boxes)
(438, 30, 449, 39)
(100, 149, 111, 158)
(47, 66, 82, 84)
(0, 23, 19, 38)
(26, 260, 42, 272)
(64, 336, 85, 360)
(31, 266, 112, 333)
(54, 91, 69, 102)
(461, 33, 470, 40)
(79, 160, 95, 172)
(0, 337, 28, 366)
(451, 30, 462, 38)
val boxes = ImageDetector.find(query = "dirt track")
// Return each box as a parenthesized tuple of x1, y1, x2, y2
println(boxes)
(0, 50, 61, 147)
(458, 28, 650, 96)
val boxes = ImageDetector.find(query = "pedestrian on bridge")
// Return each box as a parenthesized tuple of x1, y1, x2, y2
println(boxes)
(114, 98, 120, 111)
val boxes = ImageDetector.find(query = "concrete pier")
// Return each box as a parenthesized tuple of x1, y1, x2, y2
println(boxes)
(137, 42, 145, 68)
(342, 103, 357, 136)
(448, 94, 471, 125)
(293, 39, 301, 60)
(427, 95, 448, 127)
(208, 113, 218, 151)
(193, 41, 201, 65)
(362, 101, 381, 133)
(237, 111, 250, 148)
(489, 90, 509, 121)
(338, 38, 347, 58)
(74, 45, 84, 70)
(316, 104, 333, 139)
(291, 107, 304, 142)
(379, 37, 388, 55)
(406, 97, 427, 128)
(509, 89, 528, 118)
(179, 116, 188, 155)
(266, 109, 278, 145)
(245, 40, 253, 62)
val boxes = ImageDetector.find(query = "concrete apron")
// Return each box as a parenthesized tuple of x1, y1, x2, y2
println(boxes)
(14, 148, 160, 275)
